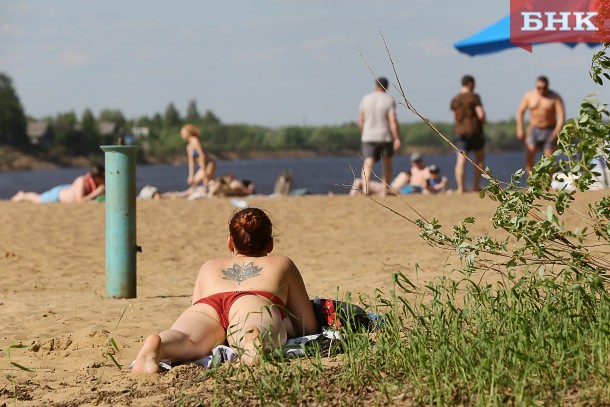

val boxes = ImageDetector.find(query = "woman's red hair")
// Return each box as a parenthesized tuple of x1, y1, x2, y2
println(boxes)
(229, 208, 272, 255)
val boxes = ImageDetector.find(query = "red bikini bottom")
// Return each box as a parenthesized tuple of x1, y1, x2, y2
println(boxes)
(194, 291, 287, 330)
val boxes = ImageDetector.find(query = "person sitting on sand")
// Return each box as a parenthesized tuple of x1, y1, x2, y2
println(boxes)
(181, 124, 216, 188)
(392, 152, 431, 194)
(207, 173, 256, 197)
(423, 165, 451, 195)
(350, 153, 432, 196)
(11, 165, 105, 203)
(350, 174, 409, 196)
(132, 207, 319, 373)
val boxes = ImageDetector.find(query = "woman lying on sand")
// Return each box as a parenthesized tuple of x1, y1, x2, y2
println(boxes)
(11, 165, 105, 203)
(133, 207, 319, 373)
(207, 173, 256, 197)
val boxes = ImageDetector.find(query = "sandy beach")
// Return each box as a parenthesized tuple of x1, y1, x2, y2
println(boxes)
(0, 191, 603, 405)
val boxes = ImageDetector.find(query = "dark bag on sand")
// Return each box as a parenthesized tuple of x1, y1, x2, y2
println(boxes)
(310, 298, 373, 332)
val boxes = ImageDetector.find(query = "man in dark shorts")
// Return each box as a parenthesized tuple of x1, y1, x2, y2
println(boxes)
(358, 76, 401, 196)
(516, 76, 565, 174)
(450, 75, 486, 193)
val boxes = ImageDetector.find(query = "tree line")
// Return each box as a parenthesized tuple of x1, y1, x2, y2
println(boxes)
(0, 72, 523, 162)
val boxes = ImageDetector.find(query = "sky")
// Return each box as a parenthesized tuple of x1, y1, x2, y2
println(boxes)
(1, 1, 608, 127)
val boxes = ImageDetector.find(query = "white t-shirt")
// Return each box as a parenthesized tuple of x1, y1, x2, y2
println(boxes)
(359, 91, 396, 142)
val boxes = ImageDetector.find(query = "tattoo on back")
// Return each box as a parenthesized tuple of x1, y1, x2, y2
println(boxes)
(222, 262, 262, 283)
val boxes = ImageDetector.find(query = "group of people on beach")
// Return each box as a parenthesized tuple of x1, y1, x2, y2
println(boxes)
(350, 151, 449, 196)
(137, 124, 256, 201)
(9, 75, 566, 203)
(354, 74, 565, 196)
(9, 124, 261, 203)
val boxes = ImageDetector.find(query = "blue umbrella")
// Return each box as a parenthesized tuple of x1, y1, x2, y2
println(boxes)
(454, 15, 600, 56)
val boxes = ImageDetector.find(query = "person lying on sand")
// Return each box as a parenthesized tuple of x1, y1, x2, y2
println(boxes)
(11, 165, 105, 203)
(132, 207, 319, 373)
(207, 173, 256, 197)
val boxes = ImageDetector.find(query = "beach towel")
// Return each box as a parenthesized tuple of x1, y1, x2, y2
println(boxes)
(128, 327, 344, 372)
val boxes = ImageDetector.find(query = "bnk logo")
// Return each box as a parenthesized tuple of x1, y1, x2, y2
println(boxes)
(521, 11, 597, 31)
(510, 0, 609, 51)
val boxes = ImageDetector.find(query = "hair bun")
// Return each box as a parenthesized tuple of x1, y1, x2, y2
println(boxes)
(229, 208, 273, 256)
(241, 212, 260, 233)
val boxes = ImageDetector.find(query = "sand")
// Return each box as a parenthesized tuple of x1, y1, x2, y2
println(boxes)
(0, 191, 603, 405)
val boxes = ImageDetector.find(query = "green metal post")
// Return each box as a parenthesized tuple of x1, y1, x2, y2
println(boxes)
(101, 145, 139, 298)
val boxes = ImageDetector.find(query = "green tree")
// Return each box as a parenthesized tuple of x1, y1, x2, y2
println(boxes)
(81, 108, 100, 152)
(201, 110, 221, 126)
(99, 108, 126, 128)
(163, 102, 182, 128)
(0, 73, 28, 145)
(151, 113, 163, 129)
(185, 100, 200, 122)
(53, 111, 79, 153)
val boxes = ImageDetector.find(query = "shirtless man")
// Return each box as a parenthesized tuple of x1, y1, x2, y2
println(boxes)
(11, 165, 105, 203)
(516, 76, 565, 174)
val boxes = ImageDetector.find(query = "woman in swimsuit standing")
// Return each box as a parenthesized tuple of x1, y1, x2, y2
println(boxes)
(181, 124, 216, 188)
(133, 207, 319, 373)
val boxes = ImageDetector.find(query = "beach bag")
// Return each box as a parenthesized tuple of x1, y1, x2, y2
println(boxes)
(310, 297, 373, 332)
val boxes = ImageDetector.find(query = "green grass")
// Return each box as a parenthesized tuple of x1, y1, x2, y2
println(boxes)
(5, 344, 34, 406)
(166, 271, 610, 406)
(6, 272, 608, 405)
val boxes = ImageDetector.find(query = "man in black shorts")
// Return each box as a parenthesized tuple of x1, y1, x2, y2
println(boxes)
(358, 77, 401, 196)
(450, 75, 486, 193)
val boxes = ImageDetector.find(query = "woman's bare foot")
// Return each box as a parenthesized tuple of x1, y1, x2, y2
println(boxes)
(132, 334, 162, 373)
(10, 191, 24, 202)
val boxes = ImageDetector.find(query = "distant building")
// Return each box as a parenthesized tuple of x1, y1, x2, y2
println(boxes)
(98, 121, 120, 144)
(131, 126, 150, 139)
(26, 121, 53, 146)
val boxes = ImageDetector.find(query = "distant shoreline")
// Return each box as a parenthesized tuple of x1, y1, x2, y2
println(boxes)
(0, 145, 518, 172)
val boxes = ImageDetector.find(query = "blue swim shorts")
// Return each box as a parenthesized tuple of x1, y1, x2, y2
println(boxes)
(399, 185, 423, 194)
(39, 185, 70, 203)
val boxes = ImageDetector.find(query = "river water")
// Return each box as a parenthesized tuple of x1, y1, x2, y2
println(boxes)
(0, 151, 526, 199)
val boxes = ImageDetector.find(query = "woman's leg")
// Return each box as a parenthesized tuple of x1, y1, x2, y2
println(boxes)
(226, 296, 287, 365)
(390, 171, 410, 192)
(10, 191, 41, 203)
(204, 160, 216, 185)
(133, 305, 225, 373)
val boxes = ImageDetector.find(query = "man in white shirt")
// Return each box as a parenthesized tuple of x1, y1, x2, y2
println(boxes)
(358, 77, 401, 196)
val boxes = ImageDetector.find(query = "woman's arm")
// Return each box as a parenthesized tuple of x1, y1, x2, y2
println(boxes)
(73, 176, 104, 202)
(186, 145, 196, 185)
(284, 260, 319, 337)
(80, 184, 105, 202)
